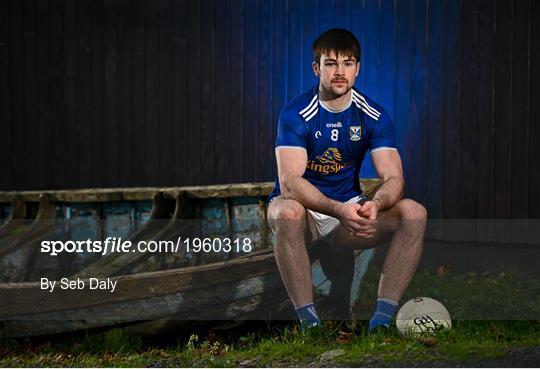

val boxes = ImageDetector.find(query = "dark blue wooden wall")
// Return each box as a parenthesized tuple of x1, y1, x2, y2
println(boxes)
(0, 0, 539, 225)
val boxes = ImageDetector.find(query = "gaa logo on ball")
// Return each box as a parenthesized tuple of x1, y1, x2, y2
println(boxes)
(396, 297, 452, 337)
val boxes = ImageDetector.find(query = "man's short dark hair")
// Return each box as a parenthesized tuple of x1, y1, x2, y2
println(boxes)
(312, 28, 361, 65)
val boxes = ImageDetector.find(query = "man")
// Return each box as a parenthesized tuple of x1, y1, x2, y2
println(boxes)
(267, 28, 427, 331)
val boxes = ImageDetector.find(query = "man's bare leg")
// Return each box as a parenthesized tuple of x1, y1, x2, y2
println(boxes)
(267, 197, 317, 308)
(333, 198, 427, 330)
(377, 199, 427, 301)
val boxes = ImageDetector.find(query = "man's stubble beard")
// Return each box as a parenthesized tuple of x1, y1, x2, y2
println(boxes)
(320, 82, 352, 101)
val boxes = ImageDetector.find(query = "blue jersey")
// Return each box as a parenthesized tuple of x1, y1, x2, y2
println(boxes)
(269, 85, 396, 203)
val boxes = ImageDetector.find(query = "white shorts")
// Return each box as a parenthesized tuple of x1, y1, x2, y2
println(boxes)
(307, 195, 361, 240)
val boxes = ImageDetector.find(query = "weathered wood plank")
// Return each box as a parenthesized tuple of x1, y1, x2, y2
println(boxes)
(0, 250, 277, 316)
(0, 244, 373, 331)
(0, 196, 31, 256)
(0, 194, 55, 259)
(0, 180, 384, 203)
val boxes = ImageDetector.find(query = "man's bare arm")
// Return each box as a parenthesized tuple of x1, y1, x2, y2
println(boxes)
(370, 149, 404, 211)
(277, 147, 379, 235)
(276, 148, 343, 217)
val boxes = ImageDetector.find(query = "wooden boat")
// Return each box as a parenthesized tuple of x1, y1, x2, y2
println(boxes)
(0, 181, 380, 338)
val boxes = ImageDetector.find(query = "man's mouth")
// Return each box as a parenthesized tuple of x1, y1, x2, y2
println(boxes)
(332, 80, 347, 84)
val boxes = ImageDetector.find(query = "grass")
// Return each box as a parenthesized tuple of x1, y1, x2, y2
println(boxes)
(355, 265, 540, 320)
(1, 267, 539, 367)
(1, 321, 539, 367)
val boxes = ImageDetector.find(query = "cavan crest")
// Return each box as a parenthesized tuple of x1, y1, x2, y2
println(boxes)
(349, 126, 362, 141)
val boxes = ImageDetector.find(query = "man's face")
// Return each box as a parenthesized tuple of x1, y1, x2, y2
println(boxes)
(313, 51, 359, 98)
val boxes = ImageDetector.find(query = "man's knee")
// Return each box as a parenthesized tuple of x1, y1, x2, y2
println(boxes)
(395, 199, 428, 220)
(268, 198, 308, 221)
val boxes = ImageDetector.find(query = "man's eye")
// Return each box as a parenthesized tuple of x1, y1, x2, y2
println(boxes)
(325, 62, 336, 66)
(345, 62, 355, 67)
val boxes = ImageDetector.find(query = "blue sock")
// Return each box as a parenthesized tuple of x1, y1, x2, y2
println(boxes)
(369, 298, 398, 332)
(295, 303, 321, 330)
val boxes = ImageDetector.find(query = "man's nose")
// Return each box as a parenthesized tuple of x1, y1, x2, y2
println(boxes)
(335, 64, 345, 75)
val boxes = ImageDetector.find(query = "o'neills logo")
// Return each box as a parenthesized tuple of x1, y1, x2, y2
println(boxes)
(307, 148, 350, 175)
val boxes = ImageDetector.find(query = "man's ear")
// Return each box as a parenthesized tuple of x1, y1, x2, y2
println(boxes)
(355, 61, 360, 77)
(312, 61, 320, 77)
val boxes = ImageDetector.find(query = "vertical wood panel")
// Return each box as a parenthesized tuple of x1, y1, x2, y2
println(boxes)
(287, 0, 302, 103)
(158, 0, 173, 185)
(243, 0, 257, 182)
(131, 0, 146, 185)
(301, 0, 316, 91)
(510, 0, 531, 243)
(332, 0, 349, 29)
(476, 0, 496, 242)
(319, 0, 331, 34)
(36, 0, 51, 189)
(0, 0, 11, 189)
(459, 0, 478, 241)
(144, 0, 159, 186)
(493, 0, 513, 243)
(394, 0, 413, 196)
(362, 0, 380, 100)
(257, 0, 273, 181)
(23, 0, 37, 189)
(172, 0, 186, 184)
(11, 0, 24, 190)
(378, 0, 396, 116)
(441, 0, 461, 241)
(185, 0, 201, 185)
(199, 0, 216, 185)
(528, 0, 539, 244)
(49, 0, 63, 187)
(270, 0, 287, 180)
(103, 0, 119, 187)
(409, 0, 427, 205)
(76, 0, 92, 188)
(348, 0, 364, 89)
(90, 0, 105, 187)
(426, 0, 444, 238)
(215, 0, 231, 183)
(117, 0, 132, 186)
(228, 0, 244, 183)
(64, 0, 78, 189)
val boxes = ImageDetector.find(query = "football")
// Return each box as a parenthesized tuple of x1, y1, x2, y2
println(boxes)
(396, 297, 452, 337)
